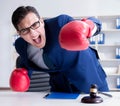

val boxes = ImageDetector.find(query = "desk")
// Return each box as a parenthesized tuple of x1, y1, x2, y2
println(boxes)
(0, 90, 120, 106)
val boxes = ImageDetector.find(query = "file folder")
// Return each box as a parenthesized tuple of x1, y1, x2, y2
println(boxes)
(44, 92, 79, 99)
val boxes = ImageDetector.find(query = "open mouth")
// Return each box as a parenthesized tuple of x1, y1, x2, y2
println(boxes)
(33, 35, 41, 44)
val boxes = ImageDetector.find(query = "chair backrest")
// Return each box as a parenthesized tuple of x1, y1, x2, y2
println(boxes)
(28, 71, 51, 92)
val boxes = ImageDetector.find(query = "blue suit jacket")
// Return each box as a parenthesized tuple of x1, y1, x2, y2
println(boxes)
(15, 14, 109, 93)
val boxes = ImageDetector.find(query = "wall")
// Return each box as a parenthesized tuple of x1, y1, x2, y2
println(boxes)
(0, 0, 120, 87)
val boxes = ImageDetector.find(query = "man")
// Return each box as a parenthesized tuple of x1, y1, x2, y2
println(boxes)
(10, 6, 109, 93)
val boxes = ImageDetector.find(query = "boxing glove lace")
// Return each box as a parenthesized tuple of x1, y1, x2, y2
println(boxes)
(81, 18, 97, 37)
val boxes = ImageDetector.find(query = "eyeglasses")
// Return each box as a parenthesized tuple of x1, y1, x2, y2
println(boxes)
(18, 21, 40, 35)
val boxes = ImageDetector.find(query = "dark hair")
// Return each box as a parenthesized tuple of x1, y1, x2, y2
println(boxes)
(12, 6, 40, 30)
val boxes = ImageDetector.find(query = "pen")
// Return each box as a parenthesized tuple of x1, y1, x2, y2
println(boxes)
(98, 91, 112, 98)
(44, 93, 50, 98)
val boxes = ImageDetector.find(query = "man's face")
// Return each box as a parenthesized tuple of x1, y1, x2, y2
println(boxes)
(17, 12, 46, 48)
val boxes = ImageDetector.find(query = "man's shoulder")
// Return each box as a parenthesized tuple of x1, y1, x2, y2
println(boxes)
(56, 14, 74, 21)
(45, 14, 74, 23)
(15, 37, 26, 45)
(45, 14, 73, 19)
(15, 37, 27, 50)
(47, 14, 74, 27)
(57, 14, 73, 18)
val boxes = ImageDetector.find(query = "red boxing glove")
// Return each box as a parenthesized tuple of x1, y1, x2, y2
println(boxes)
(59, 20, 91, 51)
(9, 68, 30, 92)
(81, 18, 96, 38)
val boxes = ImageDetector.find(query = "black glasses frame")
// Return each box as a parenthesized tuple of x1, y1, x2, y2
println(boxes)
(19, 21, 40, 35)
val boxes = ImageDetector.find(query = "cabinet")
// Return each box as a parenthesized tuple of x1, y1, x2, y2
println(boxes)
(89, 15, 120, 91)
